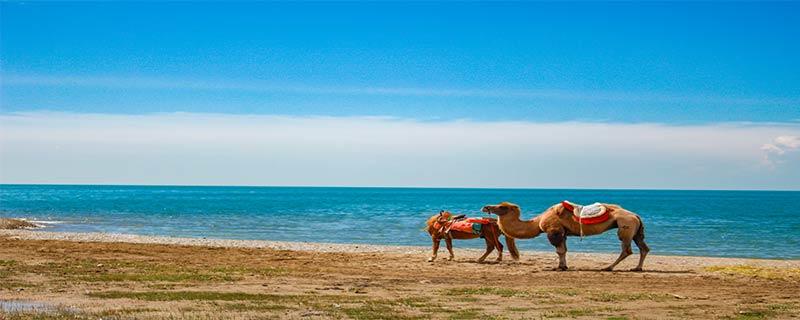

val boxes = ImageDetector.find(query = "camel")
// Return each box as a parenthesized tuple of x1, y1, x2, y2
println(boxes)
(425, 211, 519, 263)
(481, 202, 649, 271)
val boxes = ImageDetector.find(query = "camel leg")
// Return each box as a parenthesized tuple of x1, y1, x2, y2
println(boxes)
(445, 237, 455, 261)
(477, 238, 494, 263)
(547, 231, 568, 271)
(506, 237, 520, 261)
(428, 237, 440, 262)
(632, 228, 650, 271)
(603, 238, 633, 271)
(486, 226, 503, 262)
(495, 237, 504, 262)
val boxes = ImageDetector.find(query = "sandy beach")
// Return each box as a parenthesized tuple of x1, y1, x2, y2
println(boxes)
(1, 229, 798, 319)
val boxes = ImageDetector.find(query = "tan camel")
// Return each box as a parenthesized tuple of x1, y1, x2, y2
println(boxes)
(481, 202, 649, 271)
(425, 211, 520, 263)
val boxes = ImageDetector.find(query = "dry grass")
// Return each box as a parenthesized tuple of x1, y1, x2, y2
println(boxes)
(704, 265, 800, 281)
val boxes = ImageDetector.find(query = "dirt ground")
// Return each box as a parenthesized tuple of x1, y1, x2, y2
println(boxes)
(1, 236, 798, 320)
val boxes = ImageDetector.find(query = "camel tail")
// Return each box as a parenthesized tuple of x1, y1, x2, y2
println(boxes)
(635, 215, 645, 239)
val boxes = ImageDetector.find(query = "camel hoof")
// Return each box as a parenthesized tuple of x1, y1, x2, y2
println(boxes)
(427, 258, 434, 262)
(551, 266, 568, 271)
(446, 257, 454, 261)
(601, 267, 614, 272)
(630, 267, 643, 272)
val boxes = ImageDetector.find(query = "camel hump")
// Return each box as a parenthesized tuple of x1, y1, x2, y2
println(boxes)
(561, 200, 608, 221)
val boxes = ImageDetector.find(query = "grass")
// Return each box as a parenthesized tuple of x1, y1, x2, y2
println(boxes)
(437, 287, 579, 298)
(505, 307, 531, 312)
(212, 267, 288, 276)
(544, 308, 596, 318)
(766, 304, 795, 311)
(733, 309, 774, 320)
(437, 286, 656, 305)
(446, 309, 482, 320)
(31, 259, 272, 284)
(728, 305, 798, 320)
(88, 290, 300, 302)
(0, 259, 17, 266)
(81, 273, 240, 282)
(223, 303, 296, 312)
(438, 287, 526, 297)
(704, 265, 800, 281)
(588, 292, 669, 302)
(86, 290, 501, 319)
(342, 303, 413, 320)
(0, 281, 36, 289)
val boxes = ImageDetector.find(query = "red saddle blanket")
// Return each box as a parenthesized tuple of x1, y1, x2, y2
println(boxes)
(562, 201, 610, 225)
(449, 218, 492, 234)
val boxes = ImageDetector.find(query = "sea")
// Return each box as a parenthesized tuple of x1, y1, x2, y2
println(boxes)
(1, 184, 798, 260)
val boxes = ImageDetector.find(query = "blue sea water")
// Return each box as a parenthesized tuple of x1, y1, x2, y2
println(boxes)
(1, 184, 798, 259)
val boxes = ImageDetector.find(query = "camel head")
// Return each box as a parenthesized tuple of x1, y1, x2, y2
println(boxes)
(425, 210, 453, 233)
(481, 202, 520, 216)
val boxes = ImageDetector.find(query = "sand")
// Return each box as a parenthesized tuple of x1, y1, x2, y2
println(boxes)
(1, 229, 799, 319)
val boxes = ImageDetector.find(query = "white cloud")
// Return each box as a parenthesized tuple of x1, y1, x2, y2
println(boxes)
(4, 74, 798, 106)
(761, 135, 800, 167)
(1, 112, 799, 189)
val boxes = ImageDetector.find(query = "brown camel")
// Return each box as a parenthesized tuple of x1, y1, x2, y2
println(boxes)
(425, 211, 520, 263)
(481, 202, 649, 271)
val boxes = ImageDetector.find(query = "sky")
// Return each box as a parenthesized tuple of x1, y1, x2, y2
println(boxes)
(1, 2, 799, 190)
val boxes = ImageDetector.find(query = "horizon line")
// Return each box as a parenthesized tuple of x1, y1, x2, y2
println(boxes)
(1, 183, 797, 193)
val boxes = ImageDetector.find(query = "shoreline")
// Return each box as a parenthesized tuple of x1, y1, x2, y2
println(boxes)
(3, 229, 798, 268)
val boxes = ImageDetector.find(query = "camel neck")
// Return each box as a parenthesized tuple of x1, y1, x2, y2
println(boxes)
(498, 212, 542, 239)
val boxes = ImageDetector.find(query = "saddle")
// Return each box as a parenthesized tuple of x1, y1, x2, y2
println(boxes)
(434, 211, 494, 236)
(561, 200, 609, 224)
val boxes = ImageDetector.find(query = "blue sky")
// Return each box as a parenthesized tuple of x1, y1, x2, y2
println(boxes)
(1, 2, 799, 189)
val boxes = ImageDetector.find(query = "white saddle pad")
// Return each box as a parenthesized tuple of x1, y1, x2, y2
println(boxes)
(563, 201, 607, 219)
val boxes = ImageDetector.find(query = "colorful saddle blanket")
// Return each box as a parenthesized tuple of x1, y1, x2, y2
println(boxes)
(561, 200, 610, 224)
(449, 217, 492, 235)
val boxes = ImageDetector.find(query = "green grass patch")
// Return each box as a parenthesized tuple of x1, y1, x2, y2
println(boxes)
(588, 292, 668, 302)
(213, 267, 289, 276)
(705, 265, 800, 281)
(447, 310, 483, 320)
(545, 308, 596, 318)
(223, 302, 297, 312)
(81, 273, 240, 282)
(341, 304, 394, 320)
(730, 305, 798, 320)
(88, 290, 297, 302)
(733, 309, 775, 320)
(505, 307, 531, 312)
(0, 259, 17, 266)
(766, 304, 795, 311)
(437, 287, 577, 298)
(0, 281, 36, 289)
(438, 287, 525, 297)
(87, 290, 366, 306)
